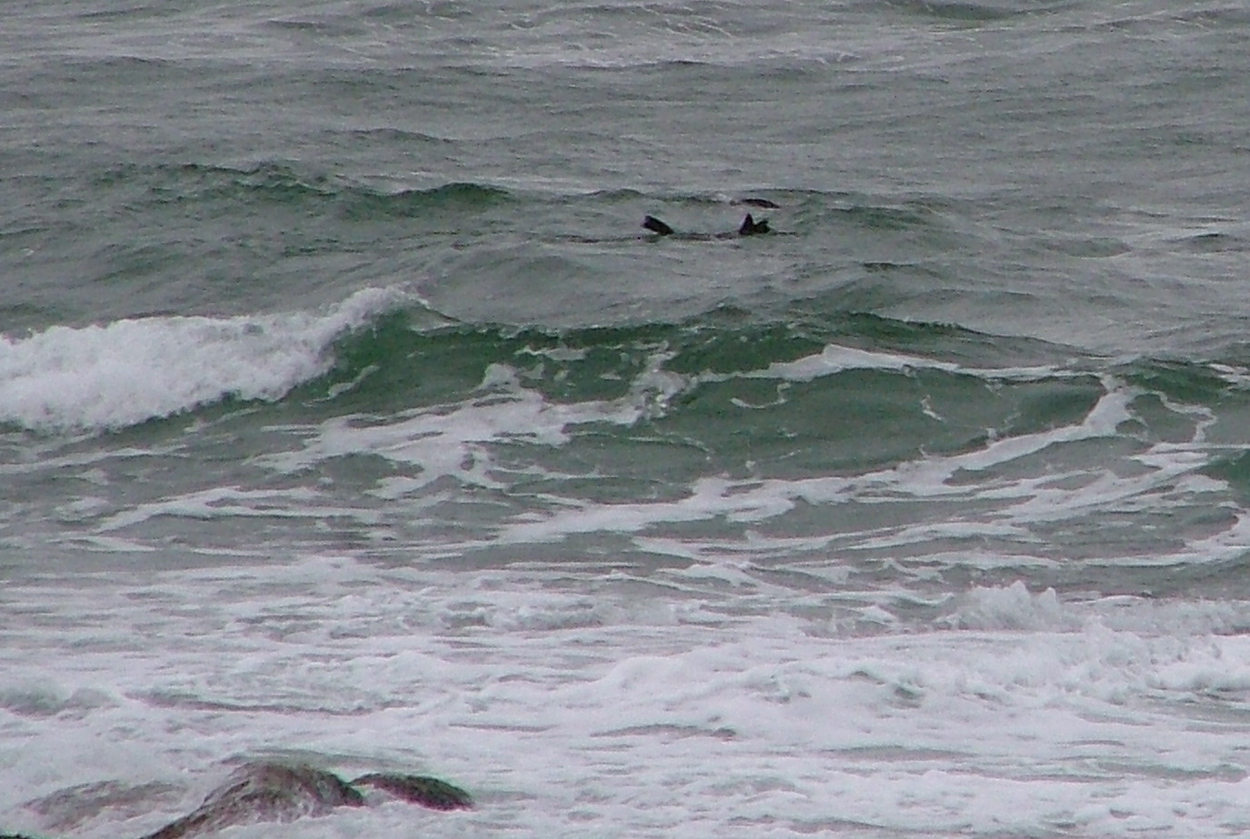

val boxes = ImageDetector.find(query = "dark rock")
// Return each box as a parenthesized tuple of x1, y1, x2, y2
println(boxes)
(139, 763, 365, 839)
(352, 773, 474, 810)
(8, 760, 472, 839)
(25, 780, 182, 832)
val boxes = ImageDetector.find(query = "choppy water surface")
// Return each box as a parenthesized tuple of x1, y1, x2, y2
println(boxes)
(4, 1, 1250, 837)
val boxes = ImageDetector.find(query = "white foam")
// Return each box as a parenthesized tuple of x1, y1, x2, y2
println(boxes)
(0, 287, 407, 432)
(259, 361, 676, 494)
(94, 485, 379, 533)
(942, 581, 1072, 631)
(6, 561, 1250, 838)
(741, 342, 1065, 385)
(476, 374, 1172, 554)
(749, 343, 961, 381)
(239, 354, 1234, 579)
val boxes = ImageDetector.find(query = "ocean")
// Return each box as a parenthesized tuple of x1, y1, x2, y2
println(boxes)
(3, 0, 1250, 836)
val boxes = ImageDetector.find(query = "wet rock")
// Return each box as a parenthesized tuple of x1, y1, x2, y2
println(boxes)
(140, 763, 365, 839)
(6, 760, 472, 839)
(352, 772, 473, 810)
(26, 780, 182, 832)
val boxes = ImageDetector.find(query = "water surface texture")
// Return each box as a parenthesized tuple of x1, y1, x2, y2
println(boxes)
(4, 1, 1250, 837)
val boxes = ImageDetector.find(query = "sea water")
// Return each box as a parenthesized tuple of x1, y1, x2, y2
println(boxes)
(4, 1, 1250, 837)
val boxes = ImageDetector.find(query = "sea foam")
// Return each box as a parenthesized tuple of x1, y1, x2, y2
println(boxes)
(0, 287, 406, 433)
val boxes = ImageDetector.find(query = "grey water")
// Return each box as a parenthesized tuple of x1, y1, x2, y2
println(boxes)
(4, 2, 1250, 837)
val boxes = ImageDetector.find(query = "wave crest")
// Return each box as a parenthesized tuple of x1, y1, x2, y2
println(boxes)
(0, 287, 410, 433)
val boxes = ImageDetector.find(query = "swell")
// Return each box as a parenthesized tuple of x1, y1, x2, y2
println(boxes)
(64, 158, 973, 263)
(278, 306, 1250, 598)
(303, 306, 1250, 490)
(8, 294, 1250, 604)
(313, 302, 1230, 436)
(95, 162, 513, 218)
(10, 260, 1250, 444)
(87, 163, 949, 229)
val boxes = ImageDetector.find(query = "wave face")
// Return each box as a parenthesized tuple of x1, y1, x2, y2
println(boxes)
(0, 288, 414, 432)
(5, 290, 1249, 604)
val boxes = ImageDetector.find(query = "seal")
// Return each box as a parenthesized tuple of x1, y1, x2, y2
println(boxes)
(642, 213, 772, 238)
(642, 215, 675, 236)
(738, 214, 770, 235)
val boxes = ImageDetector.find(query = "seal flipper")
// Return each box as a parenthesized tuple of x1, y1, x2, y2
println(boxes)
(643, 215, 674, 236)
(352, 774, 474, 811)
(738, 214, 770, 235)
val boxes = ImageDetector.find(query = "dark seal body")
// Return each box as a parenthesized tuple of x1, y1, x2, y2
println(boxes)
(642, 213, 772, 238)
